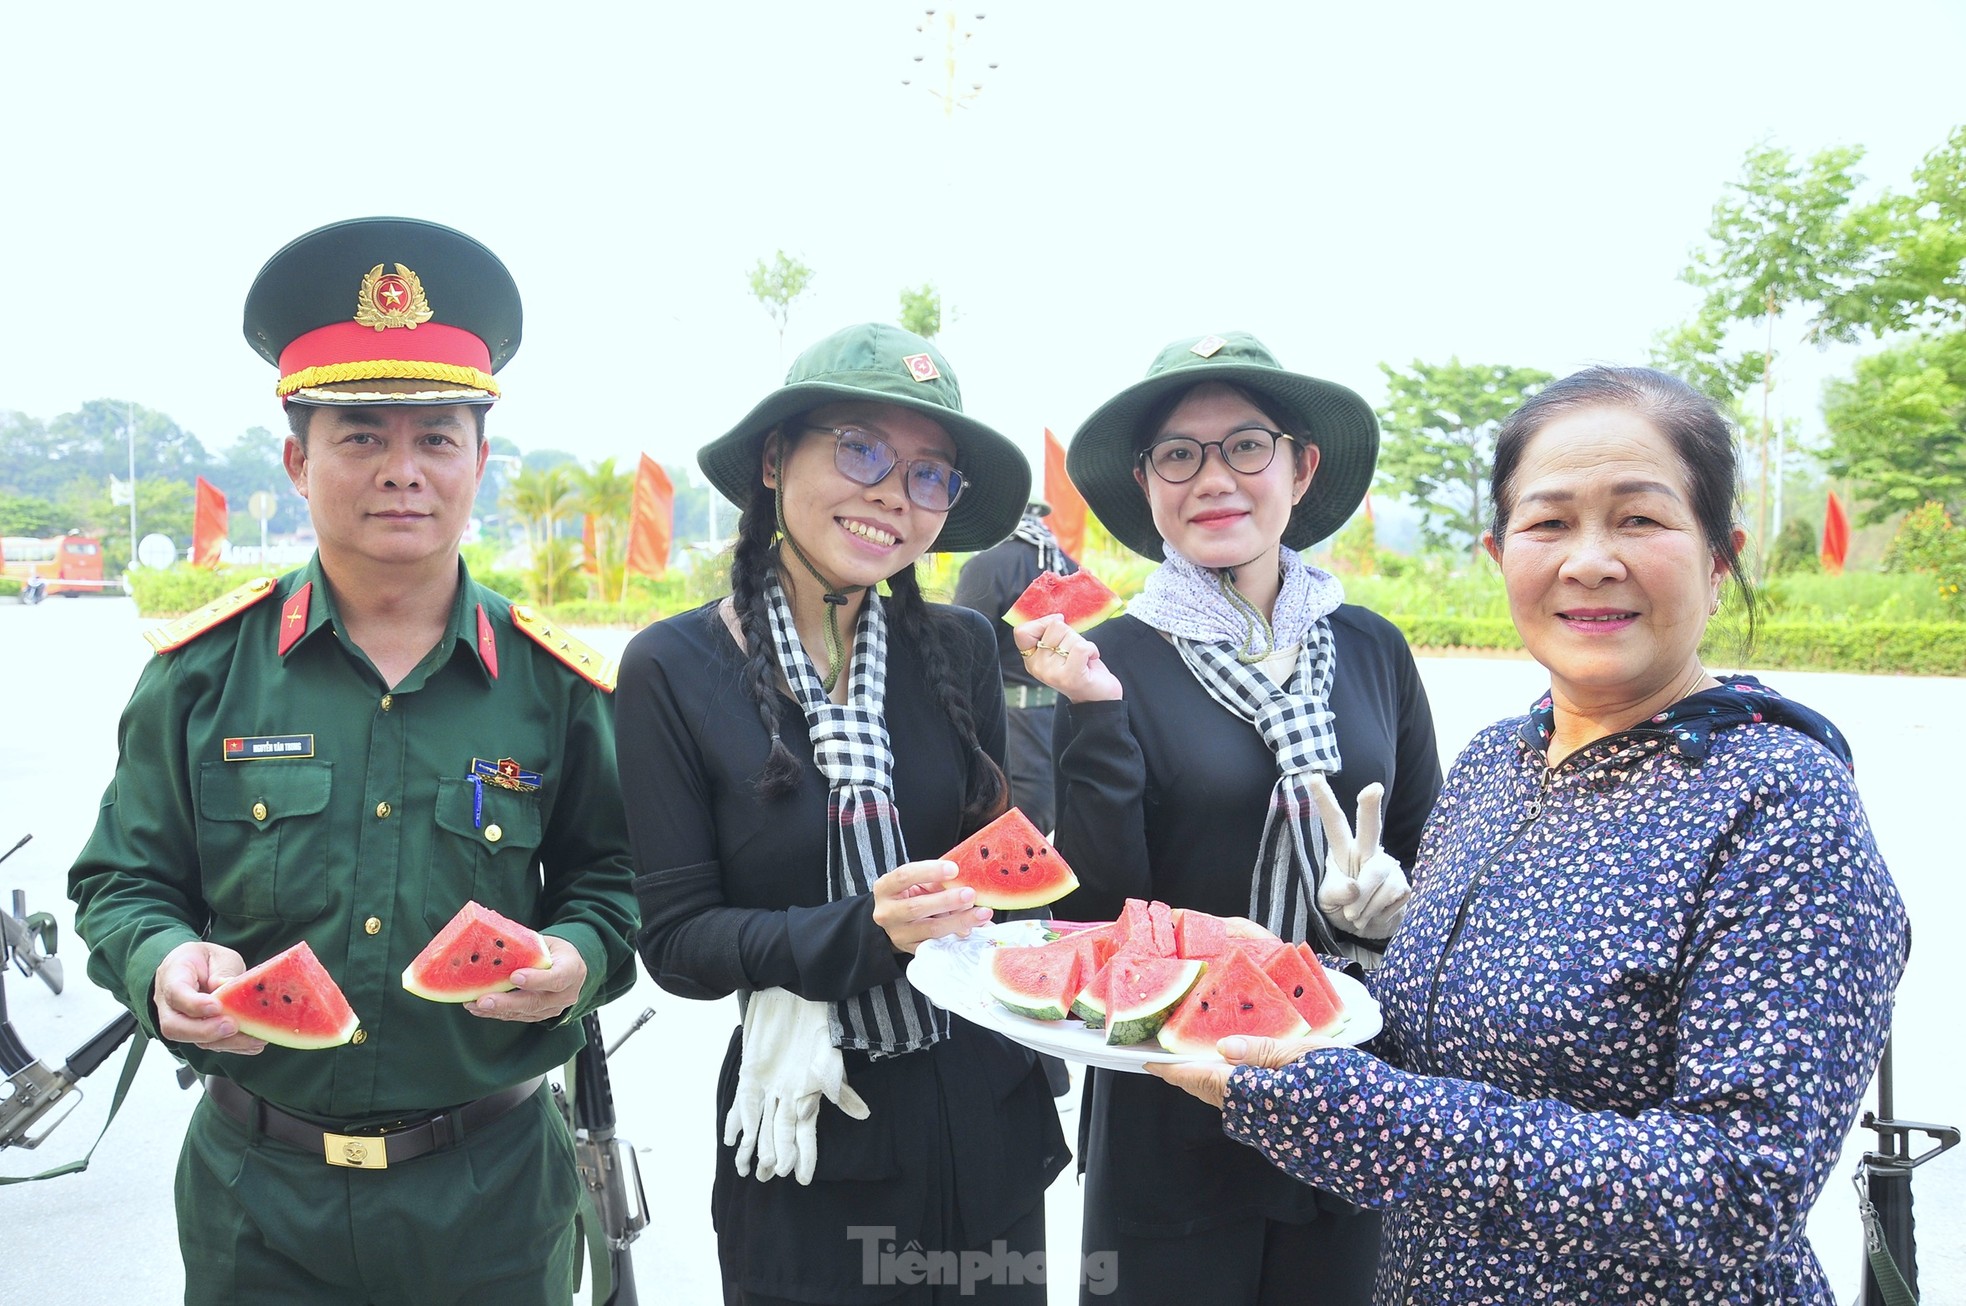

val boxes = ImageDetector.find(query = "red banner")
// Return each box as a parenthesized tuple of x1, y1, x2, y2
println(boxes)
(626, 455, 675, 578)
(1043, 429, 1086, 561)
(192, 476, 228, 568)
(581, 514, 600, 575)
(1821, 490, 1850, 574)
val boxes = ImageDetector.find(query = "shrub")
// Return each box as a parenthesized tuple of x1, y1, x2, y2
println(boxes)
(1883, 501, 1965, 615)
(129, 565, 281, 618)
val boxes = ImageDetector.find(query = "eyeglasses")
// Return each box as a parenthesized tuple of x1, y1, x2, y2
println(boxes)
(802, 425, 968, 512)
(1138, 426, 1295, 484)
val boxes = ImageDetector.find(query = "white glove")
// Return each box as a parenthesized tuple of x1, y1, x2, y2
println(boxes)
(1309, 777, 1411, 942)
(724, 988, 871, 1185)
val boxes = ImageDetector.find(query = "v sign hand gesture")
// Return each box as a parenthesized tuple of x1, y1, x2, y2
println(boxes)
(1308, 777, 1411, 942)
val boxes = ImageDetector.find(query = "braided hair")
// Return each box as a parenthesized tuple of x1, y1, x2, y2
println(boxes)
(722, 436, 1009, 828)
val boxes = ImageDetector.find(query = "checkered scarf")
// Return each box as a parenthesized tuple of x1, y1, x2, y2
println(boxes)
(1130, 546, 1346, 950)
(1011, 512, 1074, 577)
(765, 572, 947, 1057)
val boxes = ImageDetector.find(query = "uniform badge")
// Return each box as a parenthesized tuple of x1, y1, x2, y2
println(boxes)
(1190, 335, 1227, 359)
(225, 734, 316, 760)
(902, 353, 940, 382)
(353, 263, 435, 331)
(472, 757, 542, 793)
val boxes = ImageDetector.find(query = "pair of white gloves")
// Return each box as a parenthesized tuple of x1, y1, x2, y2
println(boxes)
(1309, 777, 1411, 943)
(724, 987, 868, 1185)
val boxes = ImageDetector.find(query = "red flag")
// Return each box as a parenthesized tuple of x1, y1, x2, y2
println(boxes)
(581, 514, 600, 575)
(626, 455, 675, 578)
(1820, 491, 1850, 574)
(192, 476, 228, 568)
(1043, 429, 1087, 561)
(1362, 491, 1375, 525)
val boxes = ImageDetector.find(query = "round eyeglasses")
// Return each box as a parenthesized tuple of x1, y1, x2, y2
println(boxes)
(1138, 427, 1294, 484)
(803, 425, 968, 513)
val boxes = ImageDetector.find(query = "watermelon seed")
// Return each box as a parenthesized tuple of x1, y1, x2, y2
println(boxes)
(979, 845, 989, 858)
(495, 939, 506, 948)
(254, 982, 266, 992)
(1199, 1000, 1212, 1012)
(492, 958, 503, 966)
(282, 994, 293, 1003)
(1019, 864, 1030, 874)
(1294, 985, 1305, 997)
(1239, 1000, 1255, 1012)
(1024, 844, 1035, 856)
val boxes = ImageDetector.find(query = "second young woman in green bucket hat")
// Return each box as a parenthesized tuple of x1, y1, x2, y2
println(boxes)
(1014, 331, 1444, 1305)
(614, 323, 1067, 1303)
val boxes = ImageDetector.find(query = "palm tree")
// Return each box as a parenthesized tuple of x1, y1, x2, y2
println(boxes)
(501, 465, 579, 604)
(573, 458, 635, 602)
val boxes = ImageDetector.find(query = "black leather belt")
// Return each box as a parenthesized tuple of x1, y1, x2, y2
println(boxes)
(204, 1073, 544, 1170)
(1005, 683, 1058, 709)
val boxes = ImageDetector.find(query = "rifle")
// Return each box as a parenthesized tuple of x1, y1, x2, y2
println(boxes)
(557, 1006, 653, 1305)
(2, 835, 143, 1156)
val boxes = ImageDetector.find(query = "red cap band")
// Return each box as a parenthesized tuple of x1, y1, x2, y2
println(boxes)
(279, 320, 493, 380)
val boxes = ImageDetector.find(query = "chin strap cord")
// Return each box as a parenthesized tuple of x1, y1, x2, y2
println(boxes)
(1217, 566, 1277, 664)
(775, 484, 864, 693)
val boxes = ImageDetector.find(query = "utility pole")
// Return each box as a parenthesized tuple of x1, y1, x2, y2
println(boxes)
(126, 402, 138, 565)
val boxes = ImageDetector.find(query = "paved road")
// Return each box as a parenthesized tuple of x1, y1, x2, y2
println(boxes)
(2, 596, 1958, 1303)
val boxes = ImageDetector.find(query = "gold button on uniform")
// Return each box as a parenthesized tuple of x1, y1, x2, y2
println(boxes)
(375, 802, 391, 819)
(380, 694, 393, 712)
(252, 801, 268, 821)
(364, 916, 381, 935)
(351, 1030, 368, 1045)
(485, 824, 503, 843)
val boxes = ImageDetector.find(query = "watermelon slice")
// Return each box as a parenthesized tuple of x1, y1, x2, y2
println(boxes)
(1293, 942, 1345, 1016)
(1101, 955, 1206, 1046)
(985, 937, 1087, 1021)
(1004, 569, 1124, 633)
(1109, 899, 1155, 955)
(1171, 908, 1231, 960)
(944, 808, 1079, 910)
(1227, 935, 1291, 967)
(1157, 947, 1310, 1055)
(1146, 901, 1179, 957)
(1259, 943, 1346, 1035)
(211, 941, 360, 1051)
(402, 901, 553, 1003)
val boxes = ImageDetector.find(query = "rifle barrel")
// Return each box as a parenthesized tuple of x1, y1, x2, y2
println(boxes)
(66, 1011, 140, 1079)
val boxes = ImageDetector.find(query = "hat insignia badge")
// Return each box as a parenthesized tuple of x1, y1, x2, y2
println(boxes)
(1190, 335, 1227, 359)
(354, 263, 434, 331)
(902, 352, 940, 383)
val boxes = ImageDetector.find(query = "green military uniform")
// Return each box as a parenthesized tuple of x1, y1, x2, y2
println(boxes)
(67, 217, 639, 1305)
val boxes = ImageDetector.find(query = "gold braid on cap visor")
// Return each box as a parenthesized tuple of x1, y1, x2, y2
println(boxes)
(276, 359, 500, 398)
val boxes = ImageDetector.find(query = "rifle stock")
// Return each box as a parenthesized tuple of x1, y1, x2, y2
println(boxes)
(569, 1011, 649, 1305)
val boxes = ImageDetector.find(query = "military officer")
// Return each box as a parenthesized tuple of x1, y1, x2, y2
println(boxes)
(68, 217, 638, 1304)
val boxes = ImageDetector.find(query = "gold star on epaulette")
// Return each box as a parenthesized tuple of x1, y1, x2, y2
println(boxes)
(509, 605, 618, 692)
(143, 577, 281, 655)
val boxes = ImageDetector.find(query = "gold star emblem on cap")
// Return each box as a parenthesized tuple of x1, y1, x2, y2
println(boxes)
(354, 263, 434, 331)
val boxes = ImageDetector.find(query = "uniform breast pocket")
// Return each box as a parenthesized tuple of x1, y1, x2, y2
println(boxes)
(430, 777, 545, 919)
(196, 761, 333, 921)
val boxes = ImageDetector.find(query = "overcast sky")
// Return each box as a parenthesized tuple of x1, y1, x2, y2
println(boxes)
(5, 0, 1962, 492)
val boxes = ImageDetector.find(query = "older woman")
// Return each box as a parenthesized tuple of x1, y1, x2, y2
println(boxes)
(614, 324, 1067, 1304)
(1153, 365, 1911, 1305)
(1015, 332, 1443, 1305)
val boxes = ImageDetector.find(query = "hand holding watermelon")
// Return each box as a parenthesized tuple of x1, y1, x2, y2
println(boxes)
(153, 940, 272, 1054)
(1010, 613, 1123, 704)
(871, 860, 993, 954)
(1147, 1032, 1343, 1109)
(465, 935, 585, 1023)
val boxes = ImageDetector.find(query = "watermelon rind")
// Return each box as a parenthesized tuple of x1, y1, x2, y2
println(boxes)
(1004, 570, 1124, 633)
(403, 900, 552, 1003)
(944, 808, 1080, 910)
(985, 939, 1085, 1022)
(212, 940, 360, 1051)
(1156, 949, 1310, 1055)
(1104, 957, 1205, 1046)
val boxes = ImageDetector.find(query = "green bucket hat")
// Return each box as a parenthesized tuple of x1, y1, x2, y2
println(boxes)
(698, 323, 1030, 554)
(1067, 332, 1379, 561)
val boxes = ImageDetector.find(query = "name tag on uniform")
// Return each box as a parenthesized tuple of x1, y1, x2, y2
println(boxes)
(223, 734, 316, 760)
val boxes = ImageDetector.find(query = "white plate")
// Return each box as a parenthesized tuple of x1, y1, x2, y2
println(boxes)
(909, 921, 1382, 1073)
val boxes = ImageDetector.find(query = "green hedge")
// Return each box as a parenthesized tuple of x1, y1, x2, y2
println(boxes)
(0, 577, 21, 598)
(1382, 613, 1966, 677)
(130, 566, 281, 617)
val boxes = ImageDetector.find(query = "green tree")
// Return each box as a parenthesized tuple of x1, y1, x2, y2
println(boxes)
(748, 251, 815, 359)
(1819, 126, 1966, 337)
(1821, 332, 1966, 522)
(1882, 500, 1965, 613)
(1375, 359, 1552, 553)
(0, 493, 63, 536)
(59, 477, 196, 573)
(899, 283, 941, 339)
(208, 427, 304, 539)
(573, 457, 634, 601)
(501, 465, 579, 604)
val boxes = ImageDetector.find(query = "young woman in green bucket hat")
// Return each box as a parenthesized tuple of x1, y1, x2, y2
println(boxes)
(1013, 331, 1444, 1305)
(614, 323, 1068, 1304)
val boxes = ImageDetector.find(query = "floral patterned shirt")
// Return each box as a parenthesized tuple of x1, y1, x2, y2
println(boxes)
(1220, 680, 1909, 1304)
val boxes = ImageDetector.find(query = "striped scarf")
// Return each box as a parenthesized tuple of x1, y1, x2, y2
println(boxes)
(1011, 512, 1073, 577)
(765, 572, 947, 1057)
(1128, 545, 1347, 950)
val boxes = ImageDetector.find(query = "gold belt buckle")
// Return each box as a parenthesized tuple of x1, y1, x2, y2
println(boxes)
(323, 1130, 388, 1169)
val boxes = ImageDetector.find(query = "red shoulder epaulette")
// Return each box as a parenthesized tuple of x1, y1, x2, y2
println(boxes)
(143, 577, 281, 655)
(509, 604, 617, 692)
